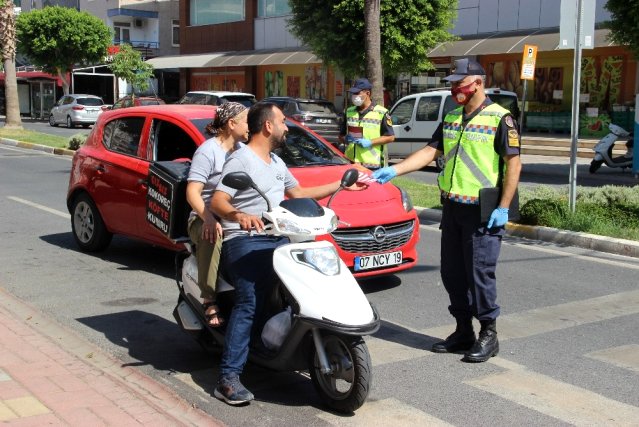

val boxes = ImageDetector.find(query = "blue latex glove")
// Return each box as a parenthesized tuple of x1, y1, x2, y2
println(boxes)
(356, 138, 373, 148)
(372, 166, 397, 184)
(487, 207, 509, 228)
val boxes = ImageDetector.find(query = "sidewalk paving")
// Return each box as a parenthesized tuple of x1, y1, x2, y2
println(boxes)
(0, 287, 223, 426)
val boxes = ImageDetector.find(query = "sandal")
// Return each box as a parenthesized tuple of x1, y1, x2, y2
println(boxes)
(203, 301, 225, 328)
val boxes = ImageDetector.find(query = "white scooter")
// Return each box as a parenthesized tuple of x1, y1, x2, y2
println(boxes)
(172, 169, 380, 413)
(589, 123, 634, 173)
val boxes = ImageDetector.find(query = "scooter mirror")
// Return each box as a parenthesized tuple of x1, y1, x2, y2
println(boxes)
(341, 168, 359, 188)
(222, 172, 253, 191)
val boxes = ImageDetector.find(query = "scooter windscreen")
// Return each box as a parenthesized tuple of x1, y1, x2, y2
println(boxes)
(279, 198, 324, 217)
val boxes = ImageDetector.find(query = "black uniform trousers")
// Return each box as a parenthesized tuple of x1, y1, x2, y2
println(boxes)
(440, 199, 504, 322)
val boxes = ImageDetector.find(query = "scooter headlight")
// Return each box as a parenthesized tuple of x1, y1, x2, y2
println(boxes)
(276, 218, 311, 234)
(293, 246, 340, 276)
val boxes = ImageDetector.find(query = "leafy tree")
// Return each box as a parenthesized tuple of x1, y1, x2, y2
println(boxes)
(16, 6, 112, 94)
(0, 0, 22, 128)
(288, 0, 457, 79)
(605, 0, 639, 58)
(108, 44, 155, 99)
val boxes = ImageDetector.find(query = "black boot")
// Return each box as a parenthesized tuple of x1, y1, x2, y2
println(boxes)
(431, 319, 476, 353)
(463, 320, 499, 362)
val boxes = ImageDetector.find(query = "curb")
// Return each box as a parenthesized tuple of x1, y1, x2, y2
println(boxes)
(0, 137, 75, 157)
(0, 286, 223, 427)
(416, 207, 639, 259)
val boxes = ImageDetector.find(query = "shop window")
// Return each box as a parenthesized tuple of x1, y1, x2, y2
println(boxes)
(172, 20, 180, 46)
(190, 0, 245, 26)
(257, 0, 291, 17)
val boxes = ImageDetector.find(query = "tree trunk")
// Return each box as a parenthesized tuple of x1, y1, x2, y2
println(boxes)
(57, 69, 70, 95)
(3, 58, 22, 128)
(364, 0, 383, 104)
(1, 0, 23, 128)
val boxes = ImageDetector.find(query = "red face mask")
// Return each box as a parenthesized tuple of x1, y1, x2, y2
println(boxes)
(451, 81, 476, 105)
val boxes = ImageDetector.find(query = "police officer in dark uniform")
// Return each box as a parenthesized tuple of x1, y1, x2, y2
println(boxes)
(372, 58, 522, 363)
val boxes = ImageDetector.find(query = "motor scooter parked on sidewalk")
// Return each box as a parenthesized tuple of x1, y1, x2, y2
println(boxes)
(589, 123, 634, 173)
(172, 169, 380, 413)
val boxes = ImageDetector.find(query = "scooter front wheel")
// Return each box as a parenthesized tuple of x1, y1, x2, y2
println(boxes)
(589, 159, 603, 174)
(309, 334, 371, 413)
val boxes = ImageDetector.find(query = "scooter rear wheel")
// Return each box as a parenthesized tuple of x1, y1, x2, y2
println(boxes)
(589, 159, 603, 174)
(309, 334, 371, 413)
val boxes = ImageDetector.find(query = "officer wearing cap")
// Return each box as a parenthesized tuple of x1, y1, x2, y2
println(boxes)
(339, 78, 395, 170)
(373, 58, 522, 363)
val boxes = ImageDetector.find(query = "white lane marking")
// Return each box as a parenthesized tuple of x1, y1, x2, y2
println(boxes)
(317, 398, 454, 426)
(419, 290, 639, 342)
(366, 336, 432, 367)
(466, 362, 639, 425)
(7, 196, 70, 219)
(586, 345, 639, 374)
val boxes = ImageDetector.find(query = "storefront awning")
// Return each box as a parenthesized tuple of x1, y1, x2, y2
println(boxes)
(146, 48, 321, 69)
(429, 28, 615, 57)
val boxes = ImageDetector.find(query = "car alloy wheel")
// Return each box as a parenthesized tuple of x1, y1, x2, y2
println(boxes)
(71, 193, 112, 252)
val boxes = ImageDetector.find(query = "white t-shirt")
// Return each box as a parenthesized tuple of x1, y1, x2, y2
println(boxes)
(216, 145, 298, 240)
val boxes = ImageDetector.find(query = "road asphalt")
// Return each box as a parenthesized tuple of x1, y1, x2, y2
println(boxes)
(0, 135, 637, 425)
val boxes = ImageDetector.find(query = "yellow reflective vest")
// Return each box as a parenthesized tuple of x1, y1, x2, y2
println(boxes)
(344, 104, 388, 169)
(437, 103, 508, 204)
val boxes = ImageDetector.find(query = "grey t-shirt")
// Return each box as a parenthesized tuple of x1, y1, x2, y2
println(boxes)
(187, 137, 243, 220)
(216, 146, 298, 240)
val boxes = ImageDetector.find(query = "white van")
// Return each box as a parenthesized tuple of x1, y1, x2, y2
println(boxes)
(388, 88, 520, 166)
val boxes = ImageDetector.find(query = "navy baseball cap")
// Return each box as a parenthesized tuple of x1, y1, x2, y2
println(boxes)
(348, 78, 373, 93)
(443, 58, 486, 82)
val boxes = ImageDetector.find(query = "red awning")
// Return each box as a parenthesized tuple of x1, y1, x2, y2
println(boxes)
(0, 71, 65, 86)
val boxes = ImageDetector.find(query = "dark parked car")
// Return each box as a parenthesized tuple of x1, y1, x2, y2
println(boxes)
(66, 105, 419, 278)
(263, 97, 341, 146)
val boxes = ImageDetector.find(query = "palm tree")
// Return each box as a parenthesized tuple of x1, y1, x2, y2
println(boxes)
(0, 0, 23, 129)
(364, 0, 383, 103)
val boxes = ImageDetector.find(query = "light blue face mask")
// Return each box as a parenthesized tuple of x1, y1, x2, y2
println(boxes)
(351, 95, 364, 106)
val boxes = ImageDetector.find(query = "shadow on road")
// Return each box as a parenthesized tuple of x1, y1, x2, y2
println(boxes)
(40, 232, 177, 279)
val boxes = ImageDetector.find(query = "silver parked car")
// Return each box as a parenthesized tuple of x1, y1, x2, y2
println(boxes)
(177, 91, 257, 108)
(49, 94, 106, 128)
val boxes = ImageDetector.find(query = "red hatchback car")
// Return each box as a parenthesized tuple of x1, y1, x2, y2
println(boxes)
(67, 105, 419, 277)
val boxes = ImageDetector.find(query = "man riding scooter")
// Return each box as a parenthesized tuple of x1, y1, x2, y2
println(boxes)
(209, 102, 365, 405)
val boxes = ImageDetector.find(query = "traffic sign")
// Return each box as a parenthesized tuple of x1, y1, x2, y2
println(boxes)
(520, 44, 538, 81)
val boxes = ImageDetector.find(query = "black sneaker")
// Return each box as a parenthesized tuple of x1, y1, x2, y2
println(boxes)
(214, 373, 254, 405)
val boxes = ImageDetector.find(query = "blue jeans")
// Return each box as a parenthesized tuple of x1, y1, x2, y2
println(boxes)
(219, 235, 288, 377)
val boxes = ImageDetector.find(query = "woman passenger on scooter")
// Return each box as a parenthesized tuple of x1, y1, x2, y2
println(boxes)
(186, 102, 248, 327)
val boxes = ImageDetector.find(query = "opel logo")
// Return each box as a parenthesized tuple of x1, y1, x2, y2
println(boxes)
(372, 226, 387, 243)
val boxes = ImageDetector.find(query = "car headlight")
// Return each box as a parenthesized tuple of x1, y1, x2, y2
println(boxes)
(276, 218, 311, 234)
(398, 187, 414, 212)
(292, 246, 339, 275)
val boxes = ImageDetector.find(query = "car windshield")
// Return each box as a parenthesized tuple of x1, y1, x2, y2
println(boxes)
(489, 94, 520, 118)
(276, 122, 348, 167)
(223, 96, 256, 107)
(189, 119, 348, 167)
(298, 101, 336, 114)
(77, 98, 103, 106)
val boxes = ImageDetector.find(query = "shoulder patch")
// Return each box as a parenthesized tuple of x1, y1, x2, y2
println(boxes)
(508, 129, 520, 147)
(504, 115, 514, 128)
(385, 113, 393, 126)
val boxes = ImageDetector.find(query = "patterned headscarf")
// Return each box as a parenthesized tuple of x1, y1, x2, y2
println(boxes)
(205, 102, 247, 135)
